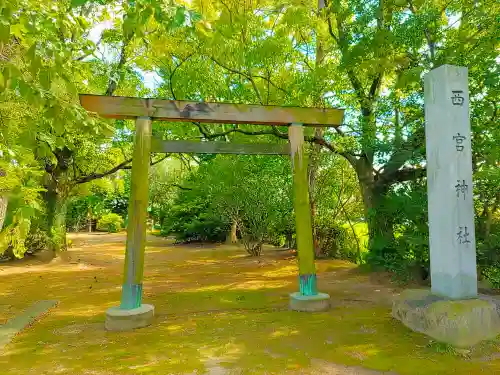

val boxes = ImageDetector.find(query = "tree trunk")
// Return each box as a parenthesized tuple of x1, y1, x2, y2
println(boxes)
(87, 206, 92, 233)
(243, 241, 262, 256)
(42, 147, 74, 253)
(0, 168, 7, 231)
(355, 159, 395, 257)
(226, 218, 239, 244)
(0, 196, 7, 232)
(284, 232, 295, 249)
(230, 219, 238, 243)
(45, 181, 68, 253)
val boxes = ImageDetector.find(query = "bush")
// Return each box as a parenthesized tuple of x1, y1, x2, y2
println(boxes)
(161, 207, 229, 243)
(365, 182, 431, 282)
(24, 224, 50, 255)
(97, 213, 124, 233)
(477, 231, 500, 287)
(315, 221, 361, 262)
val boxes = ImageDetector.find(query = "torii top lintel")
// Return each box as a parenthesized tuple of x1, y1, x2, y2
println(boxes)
(79, 94, 345, 127)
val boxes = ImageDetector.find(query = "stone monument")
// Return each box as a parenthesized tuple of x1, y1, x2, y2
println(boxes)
(392, 65, 500, 347)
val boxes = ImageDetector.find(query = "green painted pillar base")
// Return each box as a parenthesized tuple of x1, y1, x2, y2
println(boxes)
(299, 273, 318, 296)
(120, 283, 143, 310)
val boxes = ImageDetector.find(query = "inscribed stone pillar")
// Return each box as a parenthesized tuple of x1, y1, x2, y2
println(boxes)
(121, 117, 152, 309)
(424, 65, 477, 299)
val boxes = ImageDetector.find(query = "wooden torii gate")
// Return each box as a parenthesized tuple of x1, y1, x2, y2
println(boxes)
(79, 94, 345, 331)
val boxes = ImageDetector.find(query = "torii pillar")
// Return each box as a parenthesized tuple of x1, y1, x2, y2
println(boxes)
(288, 123, 330, 311)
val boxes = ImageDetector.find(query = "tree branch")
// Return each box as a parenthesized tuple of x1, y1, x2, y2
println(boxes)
(408, 0, 436, 62)
(75, 36, 103, 62)
(76, 154, 169, 185)
(76, 158, 132, 184)
(380, 126, 425, 178)
(171, 183, 192, 191)
(105, 34, 132, 96)
(382, 166, 427, 185)
(368, 73, 383, 100)
(123, 155, 169, 169)
(193, 123, 358, 165)
(209, 56, 289, 101)
(166, 53, 194, 100)
(324, 0, 340, 44)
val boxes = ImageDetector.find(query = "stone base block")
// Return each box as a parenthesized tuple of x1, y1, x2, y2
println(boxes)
(392, 289, 500, 347)
(289, 292, 330, 312)
(105, 304, 155, 331)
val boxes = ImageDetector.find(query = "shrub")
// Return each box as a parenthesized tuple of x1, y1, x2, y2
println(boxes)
(97, 213, 124, 233)
(24, 224, 50, 255)
(315, 221, 361, 262)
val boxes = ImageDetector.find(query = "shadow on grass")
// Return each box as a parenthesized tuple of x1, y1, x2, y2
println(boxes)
(2, 286, 500, 375)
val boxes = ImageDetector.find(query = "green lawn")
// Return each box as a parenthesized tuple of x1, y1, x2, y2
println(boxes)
(1, 233, 499, 374)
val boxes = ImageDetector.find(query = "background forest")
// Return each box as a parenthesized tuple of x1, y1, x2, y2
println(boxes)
(0, 0, 498, 284)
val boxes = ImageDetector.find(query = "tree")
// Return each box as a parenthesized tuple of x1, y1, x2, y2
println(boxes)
(206, 155, 293, 256)
(142, 0, 498, 263)
(0, 0, 179, 254)
(162, 154, 293, 256)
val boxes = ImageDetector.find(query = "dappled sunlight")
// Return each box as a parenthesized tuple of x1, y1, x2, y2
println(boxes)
(189, 283, 238, 292)
(184, 259, 225, 266)
(270, 328, 300, 338)
(2, 233, 500, 374)
(198, 342, 245, 362)
(341, 343, 381, 360)
(165, 324, 185, 333)
(228, 254, 248, 260)
(260, 265, 297, 278)
(317, 261, 358, 273)
(0, 262, 102, 276)
(51, 306, 107, 318)
(229, 279, 292, 291)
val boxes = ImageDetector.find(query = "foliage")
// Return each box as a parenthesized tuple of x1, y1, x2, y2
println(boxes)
(204, 155, 293, 256)
(160, 154, 293, 255)
(97, 213, 124, 233)
(161, 198, 229, 243)
(149, 157, 189, 229)
(0, 154, 44, 258)
(366, 182, 431, 282)
(312, 151, 365, 261)
(66, 176, 127, 232)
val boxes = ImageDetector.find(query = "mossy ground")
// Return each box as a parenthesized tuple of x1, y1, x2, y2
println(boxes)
(1, 233, 500, 374)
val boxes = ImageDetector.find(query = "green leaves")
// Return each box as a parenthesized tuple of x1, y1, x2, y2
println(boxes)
(0, 20, 9, 44)
(395, 67, 423, 91)
(173, 7, 186, 28)
(122, 13, 137, 40)
(39, 69, 51, 90)
(70, 0, 107, 8)
(0, 70, 4, 91)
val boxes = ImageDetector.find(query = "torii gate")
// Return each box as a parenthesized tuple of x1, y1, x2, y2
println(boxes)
(79, 94, 345, 331)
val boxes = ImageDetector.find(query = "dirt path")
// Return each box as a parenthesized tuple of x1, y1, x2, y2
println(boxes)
(0, 233, 499, 375)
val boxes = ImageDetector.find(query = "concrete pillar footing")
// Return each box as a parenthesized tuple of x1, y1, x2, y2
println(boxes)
(105, 304, 155, 331)
(289, 292, 330, 312)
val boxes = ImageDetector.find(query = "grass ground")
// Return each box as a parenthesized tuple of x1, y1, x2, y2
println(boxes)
(1, 233, 500, 374)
